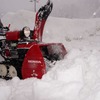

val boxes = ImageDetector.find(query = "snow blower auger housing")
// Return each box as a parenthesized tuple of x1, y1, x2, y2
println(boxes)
(0, 0, 67, 79)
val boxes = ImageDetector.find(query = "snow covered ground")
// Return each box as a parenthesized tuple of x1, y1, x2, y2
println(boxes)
(0, 10, 100, 100)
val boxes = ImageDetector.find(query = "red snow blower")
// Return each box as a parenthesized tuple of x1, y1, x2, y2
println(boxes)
(0, 0, 67, 79)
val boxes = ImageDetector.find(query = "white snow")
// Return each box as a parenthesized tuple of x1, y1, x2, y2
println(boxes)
(1, 10, 100, 100)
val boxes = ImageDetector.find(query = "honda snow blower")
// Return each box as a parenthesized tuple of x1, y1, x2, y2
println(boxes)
(0, 0, 67, 80)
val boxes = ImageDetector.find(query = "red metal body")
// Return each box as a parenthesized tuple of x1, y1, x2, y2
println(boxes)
(21, 43, 46, 79)
(33, 13, 46, 41)
(17, 42, 46, 79)
(6, 31, 20, 41)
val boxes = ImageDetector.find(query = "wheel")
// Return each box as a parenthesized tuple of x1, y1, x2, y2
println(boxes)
(0, 64, 7, 78)
(8, 65, 17, 78)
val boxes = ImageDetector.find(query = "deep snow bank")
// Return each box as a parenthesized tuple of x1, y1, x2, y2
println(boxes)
(1, 10, 100, 100)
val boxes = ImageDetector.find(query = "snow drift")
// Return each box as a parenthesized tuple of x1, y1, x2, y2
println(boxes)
(0, 10, 100, 100)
